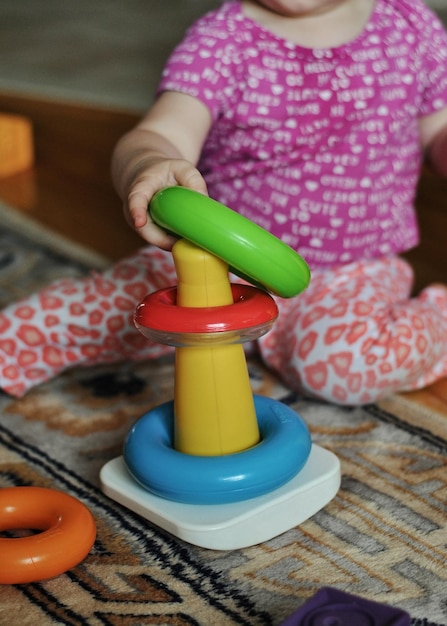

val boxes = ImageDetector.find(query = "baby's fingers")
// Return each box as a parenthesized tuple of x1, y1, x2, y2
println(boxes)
(174, 164, 208, 195)
(135, 219, 177, 250)
(127, 190, 151, 229)
(126, 190, 177, 250)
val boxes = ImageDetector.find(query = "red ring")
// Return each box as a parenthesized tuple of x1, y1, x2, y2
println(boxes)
(134, 284, 278, 334)
(0, 486, 96, 584)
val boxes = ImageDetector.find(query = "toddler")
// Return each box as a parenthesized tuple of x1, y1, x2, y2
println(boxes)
(3, 0, 447, 404)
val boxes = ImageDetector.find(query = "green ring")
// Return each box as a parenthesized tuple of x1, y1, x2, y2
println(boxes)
(149, 187, 310, 298)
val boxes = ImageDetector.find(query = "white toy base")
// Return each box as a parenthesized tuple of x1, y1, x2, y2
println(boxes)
(100, 444, 341, 550)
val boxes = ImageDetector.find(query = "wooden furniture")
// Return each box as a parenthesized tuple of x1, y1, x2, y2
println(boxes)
(0, 91, 141, 261)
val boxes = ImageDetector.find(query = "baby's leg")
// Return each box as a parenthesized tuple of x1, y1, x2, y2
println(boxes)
(259, 257, 447, 405)
(0, 247, 176, 397)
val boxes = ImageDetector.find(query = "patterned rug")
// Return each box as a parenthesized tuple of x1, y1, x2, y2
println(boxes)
(0, 201, 446, 626)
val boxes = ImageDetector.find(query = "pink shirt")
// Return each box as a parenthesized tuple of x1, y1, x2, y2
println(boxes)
(158, 0, 447, 269)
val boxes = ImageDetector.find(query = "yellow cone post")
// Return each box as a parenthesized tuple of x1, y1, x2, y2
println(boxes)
(172, 239, 260, 456)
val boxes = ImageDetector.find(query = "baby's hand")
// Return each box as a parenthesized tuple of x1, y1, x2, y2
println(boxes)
(124, 156, 208, 250)
(113, 91, 212, 248)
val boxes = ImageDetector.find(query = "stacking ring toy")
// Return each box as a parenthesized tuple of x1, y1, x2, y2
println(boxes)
(135, 284, 278, 345)
(124, 395, 312, 504)
(0, 486, 96, 584)
(150, 187, 310, 298)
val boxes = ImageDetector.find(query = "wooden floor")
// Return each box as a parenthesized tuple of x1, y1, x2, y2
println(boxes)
(0, 92, 143, 261)
(0, 90, 447, 407)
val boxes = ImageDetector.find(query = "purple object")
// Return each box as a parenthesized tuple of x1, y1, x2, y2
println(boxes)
(280, 587, 411, 626)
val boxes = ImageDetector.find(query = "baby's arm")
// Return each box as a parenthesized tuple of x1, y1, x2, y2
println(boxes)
(420, 106, 447, 177)
(112, 91, 212, 249)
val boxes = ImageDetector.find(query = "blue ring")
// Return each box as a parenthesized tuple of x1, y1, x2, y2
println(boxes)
(123, 395, 312, 504)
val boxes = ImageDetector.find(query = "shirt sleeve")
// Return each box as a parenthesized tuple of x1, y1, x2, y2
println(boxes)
(410, 1, 447, 116)
(156, 9, 242, 122)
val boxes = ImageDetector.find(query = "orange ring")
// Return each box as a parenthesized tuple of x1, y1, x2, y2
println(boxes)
(0, 486, 96, 584)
